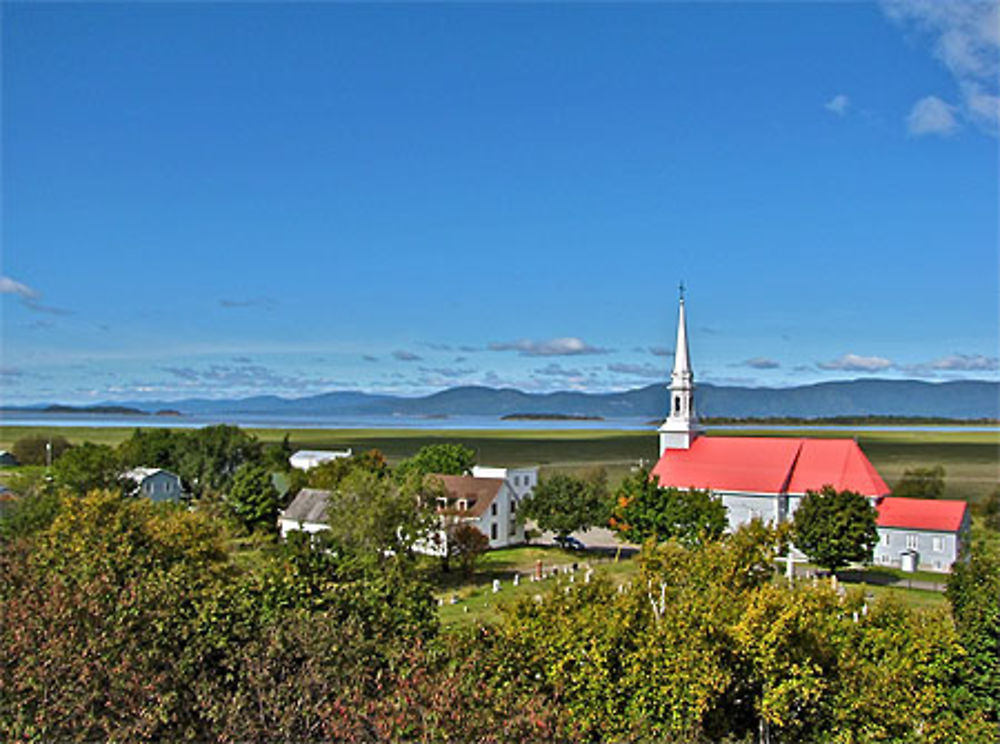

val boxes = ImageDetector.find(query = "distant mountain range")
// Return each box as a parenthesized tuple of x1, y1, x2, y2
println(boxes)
(9, 379, 999, 420)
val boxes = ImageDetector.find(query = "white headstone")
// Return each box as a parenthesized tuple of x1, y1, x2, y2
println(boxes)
(492, 579, 500, 594)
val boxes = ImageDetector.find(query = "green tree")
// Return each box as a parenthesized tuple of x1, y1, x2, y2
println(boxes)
(518, 469, 610, 540)
(11, 435, 72, 466)
(947, 538, 1000, 721)
(792, 485, 878, 572)
(395, 443, 475, 481)
(227, 462, 280, 532)
(449, 522, 490, 575)
(610, 467, 726, 547)
(308, 448, 389, 491)
(117, 428, 181, 471)
(175, 424, 263, 496)
(891, 465, 946, 499)
(980, 486, 1000, 532)
(51, 442, 122, 494)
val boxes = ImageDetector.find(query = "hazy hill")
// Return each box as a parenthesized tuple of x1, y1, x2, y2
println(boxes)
(87, 378, 1000, 420)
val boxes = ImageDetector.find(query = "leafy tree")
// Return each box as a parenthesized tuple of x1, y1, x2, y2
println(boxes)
(0, 476, 62, 541)
(947, 538, 1000, 721)
(792, 485, 878, 572)
(175, 424, 263, 496)
(11, 435, 72, 466)
(891, 465, 946, 499)
(227, 462, 280, 532)
(980, 486, 1000, 532)
(117, 427, 181, 471)
(518, 469, 610, 539)
(308, 448, 389, 491)
(449, 522, 489, 575)
(395, 443, 475, 481)
(51, 442, 122, 494)
(610, 467, 726, 547)
(320, 469, 438, 559)
(264, 432, 295, 471)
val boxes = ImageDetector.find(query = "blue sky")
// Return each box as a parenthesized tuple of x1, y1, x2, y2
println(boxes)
(2, 1, 998, 404)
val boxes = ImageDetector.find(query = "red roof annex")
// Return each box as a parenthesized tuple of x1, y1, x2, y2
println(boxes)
(876, 497, 968, 532)
(650, 436, 889, 497)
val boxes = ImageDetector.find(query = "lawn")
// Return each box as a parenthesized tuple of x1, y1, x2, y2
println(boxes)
(431, 545, 638, 627)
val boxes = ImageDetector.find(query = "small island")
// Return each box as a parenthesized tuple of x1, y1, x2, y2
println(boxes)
(154, 409, 183, 417)
(501, 413, 604, 421)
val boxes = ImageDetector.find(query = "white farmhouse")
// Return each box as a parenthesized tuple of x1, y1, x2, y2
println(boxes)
(420, 473, 525, 555)
(123, 467, 183, 502)
(289, 449, 352, 471)
(278, 488, 333, 539)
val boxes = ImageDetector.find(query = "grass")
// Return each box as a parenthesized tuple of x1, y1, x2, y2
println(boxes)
(431, 545, 638, 627)
(853, 584, 948, 611)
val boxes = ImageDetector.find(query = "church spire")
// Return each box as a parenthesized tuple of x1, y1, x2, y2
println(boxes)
(658, 285, 702, 455)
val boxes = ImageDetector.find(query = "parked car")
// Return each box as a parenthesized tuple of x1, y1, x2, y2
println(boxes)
(555, 535, 586, 551)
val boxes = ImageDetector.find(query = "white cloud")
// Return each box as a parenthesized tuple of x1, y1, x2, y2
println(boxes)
(900, 353, 1000, 374)
(817, 353, 893, 372)
(0, 276, 39, 299)
(824, 94, 850, 115)
(488, 337, 609, 356)
(883, 0, 999, 134)
(533, 363, 584, 377)
(907, 95, 960, 135)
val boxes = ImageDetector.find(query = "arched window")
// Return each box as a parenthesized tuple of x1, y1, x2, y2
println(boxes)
(674, 396, 681, 414)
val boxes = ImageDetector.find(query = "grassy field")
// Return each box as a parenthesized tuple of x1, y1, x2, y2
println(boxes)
(2, 423, 996, 501)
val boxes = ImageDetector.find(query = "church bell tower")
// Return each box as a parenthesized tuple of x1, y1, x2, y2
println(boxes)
(658, 285, 703, 455)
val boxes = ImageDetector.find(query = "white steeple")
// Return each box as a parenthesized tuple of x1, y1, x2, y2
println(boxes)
(658, 283, 702, 455)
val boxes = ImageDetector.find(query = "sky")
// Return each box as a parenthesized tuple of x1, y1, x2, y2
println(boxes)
(2, 1, 998, 404)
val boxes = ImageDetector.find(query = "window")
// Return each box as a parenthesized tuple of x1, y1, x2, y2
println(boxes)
(906, 534, 919, 550)
(511, 498, 517, 513)
(674, 397, 681, 414)
(491, 503, 498, 516)
(490, 523, 498, 540)
(932, 536, 943, 553)
(881, 532, 890, 546)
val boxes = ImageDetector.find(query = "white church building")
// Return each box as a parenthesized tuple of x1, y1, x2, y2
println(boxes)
(650, 291, 969, 573)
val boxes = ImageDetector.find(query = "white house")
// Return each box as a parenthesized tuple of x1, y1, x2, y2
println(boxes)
(123, 467, 183, 502)
(278, 488, 333, 539)
(289, 449, 352, 471)
(471, 464, 538, 508)
(650, 290, 969, 573)
(420, 473, 525, 555)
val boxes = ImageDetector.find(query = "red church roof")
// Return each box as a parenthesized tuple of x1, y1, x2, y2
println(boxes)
(876, 497, 968, 532)
(650, 436, 889, 497)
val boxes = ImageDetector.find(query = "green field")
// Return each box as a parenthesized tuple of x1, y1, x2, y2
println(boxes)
(2, 424, 997, 501)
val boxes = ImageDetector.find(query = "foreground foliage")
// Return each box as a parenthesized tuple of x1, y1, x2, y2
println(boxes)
(2, 490, 996, 742)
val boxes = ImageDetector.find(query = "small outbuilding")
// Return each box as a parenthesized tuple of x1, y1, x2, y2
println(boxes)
(873, 496, 970, 573)
(0, 451, 18, 467)
(278, 488, 333, 539)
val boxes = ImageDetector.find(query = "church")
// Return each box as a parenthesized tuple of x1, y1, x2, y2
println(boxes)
(650, 292, 969, 573)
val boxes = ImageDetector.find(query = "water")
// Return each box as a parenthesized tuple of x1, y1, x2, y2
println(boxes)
(1, 411, 997, 434)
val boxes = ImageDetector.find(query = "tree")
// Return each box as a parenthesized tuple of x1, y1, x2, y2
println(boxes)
(227, 463, 279, 532)
(117, 428, 181, 471)
(449, 522, 489, 575)
(51, 442, 122, 494)
(792, 485, 877, 572)
(947, 539, 1000, 720)
(175, 425, 264, 496)
(980, 486, 1000, 532)
(394, 443, 475, 481)
(610, 467, 726, 548)
(518, 470, 610, 540)
(308, 449, 390, 491)
(891, 465, 946, 499)
(12, 435, 72, 466)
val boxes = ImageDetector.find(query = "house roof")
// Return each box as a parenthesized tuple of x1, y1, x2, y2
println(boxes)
(876, 497, 968, 532)
(281, 488, 333, 524)
(123, 467, 177, 482)
(430, 474, 505, 518)
(650, 436, 889, 497)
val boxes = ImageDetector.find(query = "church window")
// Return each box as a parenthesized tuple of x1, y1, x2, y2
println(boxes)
(674, 397, 680, 414)
(491, 523, 498, 540)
